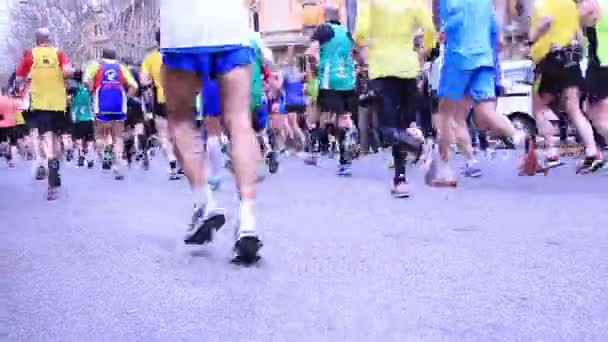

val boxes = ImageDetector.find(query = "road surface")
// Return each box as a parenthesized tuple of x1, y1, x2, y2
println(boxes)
(2, 152, 607, 341)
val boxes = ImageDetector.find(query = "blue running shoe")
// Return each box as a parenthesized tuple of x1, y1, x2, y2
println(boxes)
(463, 163, 482, 178)
(337, 163, 353, 177)
(208, 175, 223, 191)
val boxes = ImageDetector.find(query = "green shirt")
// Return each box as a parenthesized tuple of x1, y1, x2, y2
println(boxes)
(319, 23, 355, 91)
(306, 76, 319, 101)
(70, 84, 93, 122)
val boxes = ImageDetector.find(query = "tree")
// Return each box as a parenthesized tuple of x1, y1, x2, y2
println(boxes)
(6, 0, 95, 67)
(6, 0, 159, 69)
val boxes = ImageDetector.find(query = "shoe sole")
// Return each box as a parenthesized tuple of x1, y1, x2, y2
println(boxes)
(391, 192, 410, 198)
(232, 236, 262, 265)
(184, 213, 226, 245)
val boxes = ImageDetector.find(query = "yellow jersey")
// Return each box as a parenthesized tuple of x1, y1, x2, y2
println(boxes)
(28, 46, 68, 111)
(141, 50, 165, 104)
(531, 0, 580, 62)
(355, 0, 437, 79)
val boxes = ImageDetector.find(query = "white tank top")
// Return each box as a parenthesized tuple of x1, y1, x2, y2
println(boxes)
(161, 0, 250, 49)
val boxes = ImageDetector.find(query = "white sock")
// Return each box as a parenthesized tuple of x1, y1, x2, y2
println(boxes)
(466, 159, 478, 167)
(207, 136, 223, 177)
(239, 200, 256, 234)
(193, 185, 216, 213)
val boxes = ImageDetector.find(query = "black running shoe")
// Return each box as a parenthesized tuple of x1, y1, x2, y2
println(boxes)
(184, 208, 226, 245)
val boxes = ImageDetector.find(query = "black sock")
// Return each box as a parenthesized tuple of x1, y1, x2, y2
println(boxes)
(48, 158, 61, 187)
(392, 143, 407, 183)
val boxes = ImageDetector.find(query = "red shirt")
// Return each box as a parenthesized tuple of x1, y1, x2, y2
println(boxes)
(15, 44, 69, 78)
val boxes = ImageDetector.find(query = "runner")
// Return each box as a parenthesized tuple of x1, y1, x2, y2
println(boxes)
(530, 0, 603, 173)
(0, 93, 20, 167)
(15, 28, 73, 200)
(160, 0, 262, 263)
(85, 48, 138, 180)
(141, 30, 179, 180)
(428, 0, 523, 186)
(355, 0, 436, 197)
(306, 4, 358, 176)
(281, 46, 307, 151)
(69, 70, 95, 168)
(581, 0, 608, 155)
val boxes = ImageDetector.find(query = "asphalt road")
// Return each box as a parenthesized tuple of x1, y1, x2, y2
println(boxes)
(2, 151, 607, 341)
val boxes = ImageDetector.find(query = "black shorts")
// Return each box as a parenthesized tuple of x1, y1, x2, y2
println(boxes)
(126, 103, 145, 127)
(72, 121, 94, 141)
(285, 104, 307, 114)
(536, 53, 584, 96)
(585, 65, 608, 104)
(27, 110, 72, 134)
(154, 103, 167, 118)
(0, 127, 17, 145)
(373, 77, 418, 130)
(318, 89, 357, 114)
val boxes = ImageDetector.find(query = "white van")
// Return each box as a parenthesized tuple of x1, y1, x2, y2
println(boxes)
(428, 56, 589, 137)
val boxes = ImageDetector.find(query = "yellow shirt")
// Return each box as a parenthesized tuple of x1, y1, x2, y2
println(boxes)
(354, 0, 437, 79)
(531, 0, 580, 62)
(15, 111, 25, 125)
(141, 50, 165, 104)
(29, 47, 67, 111)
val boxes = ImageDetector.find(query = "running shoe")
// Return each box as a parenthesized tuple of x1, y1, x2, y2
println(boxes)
(545, 155, 564, 169)
(184, 206, 226, 245)
(233, 224, 262, 265)
(35, 165, 47, 180)
(169, 168, 180, 181)
(208, 175, 223, 191)
(463, 162, 482, 178)
(391, 178, 410, 198)
(113, 166, 124, 180)
(47, 186, 59, 201)
(577, 155, 605, 174)
(337, 163, 353, 177)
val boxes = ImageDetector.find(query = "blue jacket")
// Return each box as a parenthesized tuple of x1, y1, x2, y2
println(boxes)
(441, 0, 496, 70)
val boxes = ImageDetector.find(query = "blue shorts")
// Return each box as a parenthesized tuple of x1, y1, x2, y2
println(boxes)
(254, 105, 269, 132)
(161, 45, 253, 80)
(202, 78, 221, 117)
(96, 114, 126, 122)
(438, 64, 496, 102)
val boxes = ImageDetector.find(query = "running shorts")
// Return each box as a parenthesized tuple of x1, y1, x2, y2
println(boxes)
(27, 110, 71, 135)
(72, 121, 94, 141)
(154, 103, 167, 118)
(162, 46, 253, 81)
(535, 50, 584, 96)
(285, 104, 307, 114)
(317, 89, 357, 115)
(438, 64, 496, 102)
(253, 105, 269, 133)
(203, 78, 221, 117)
(585, 65, 608, 104)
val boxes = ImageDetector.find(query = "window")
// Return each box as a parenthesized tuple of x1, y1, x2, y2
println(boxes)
(94, 24, 103, 36)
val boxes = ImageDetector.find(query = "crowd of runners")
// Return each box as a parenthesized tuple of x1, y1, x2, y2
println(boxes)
(0, 0, 606, 264)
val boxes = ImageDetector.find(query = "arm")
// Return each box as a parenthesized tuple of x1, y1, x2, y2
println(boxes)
(579, 0, 600, 27)
(529, 1, 552, 44)
(416, 4, 438, 60)
(15, 50, 33, 90)
(306, 24, 335, 62)
(57, 50, 73, 78)
(121, 65, 139, 97)
(83, 62, 99, 93)
(140, 56, 153, 88)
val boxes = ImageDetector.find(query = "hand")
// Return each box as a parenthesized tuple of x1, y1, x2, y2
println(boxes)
(539, 16, 554, 32)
